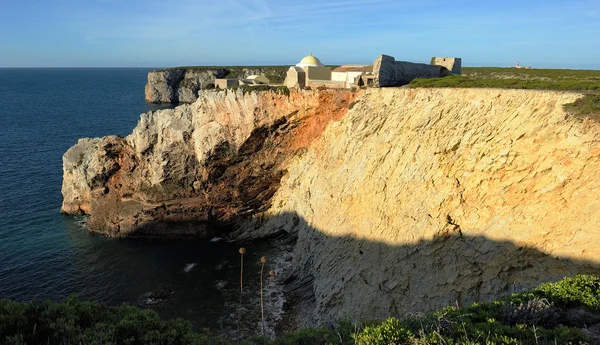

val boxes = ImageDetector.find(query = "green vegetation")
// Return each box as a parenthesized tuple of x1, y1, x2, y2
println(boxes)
(409, 67, 600, 92)
(409, 74, 600, 91)
(563, 94, 600, 121)
(224, 85, 290, 97)
(462, 67, 600, 80)
(2, 275, 599, 344)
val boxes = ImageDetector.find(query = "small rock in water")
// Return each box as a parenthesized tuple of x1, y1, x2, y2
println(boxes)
(214, 280, 227, 289)
(210, 237, 223, 242)
(142, 286, 174, 304)
(150, 286, 174, 299)
(183, 263, 196, 272)
(215, 260, 228, 270)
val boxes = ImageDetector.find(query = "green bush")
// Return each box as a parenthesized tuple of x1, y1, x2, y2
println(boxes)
(563, 94, 600, 121)
(226, 85, 290, 96)
(0, 296, 214, 345)
(354, 318, 414, 345)
(534, 274, 600, 311)
(1, 276, 598, 344)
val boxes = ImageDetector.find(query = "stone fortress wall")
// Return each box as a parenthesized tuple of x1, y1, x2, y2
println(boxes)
(373, 54, 460, 87)
(434, 57, 462, 74)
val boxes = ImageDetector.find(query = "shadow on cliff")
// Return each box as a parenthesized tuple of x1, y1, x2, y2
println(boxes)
(257, 212, 600, 328)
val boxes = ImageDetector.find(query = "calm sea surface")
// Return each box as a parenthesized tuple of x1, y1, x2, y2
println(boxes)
(0, 68, 273, 334)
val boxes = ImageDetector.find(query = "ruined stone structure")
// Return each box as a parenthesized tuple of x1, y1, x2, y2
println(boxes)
(434, 57, 462, 74)
(373, 54, 451, 87)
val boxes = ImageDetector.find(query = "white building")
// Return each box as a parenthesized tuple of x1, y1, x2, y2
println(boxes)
(331, 65, 373, 88)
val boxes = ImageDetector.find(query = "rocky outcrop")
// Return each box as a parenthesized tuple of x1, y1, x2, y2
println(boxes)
(62, 89, 359, 237)
(145, 67, 289, 104)
(373, 54, 451, 87)
(145, 69, 229, 104)
(250, 88, 600, 327)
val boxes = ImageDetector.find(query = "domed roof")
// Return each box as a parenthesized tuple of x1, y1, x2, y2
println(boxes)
(296, 52, 324, 68)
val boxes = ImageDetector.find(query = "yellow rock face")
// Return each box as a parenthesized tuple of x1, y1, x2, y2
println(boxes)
(256, 88, 600, 327)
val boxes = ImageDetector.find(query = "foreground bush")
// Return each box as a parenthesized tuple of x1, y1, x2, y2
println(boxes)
(1, 275, 599, 344)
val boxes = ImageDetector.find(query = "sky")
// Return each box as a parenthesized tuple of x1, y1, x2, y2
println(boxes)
(0, 0, 599, 69)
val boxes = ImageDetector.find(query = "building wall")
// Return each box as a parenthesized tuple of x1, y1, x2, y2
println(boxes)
(214, 79, 239, 89)
(306, 79, 346, 88)
(306, 66, 331, 81)
(346, 71, 365, 87)
(247, 75, 270, 84)
(332, 70, 373, 88)
(373, 54, 447, 87)
(434, 57, 462, 75)
(331, 72, 347, 83)
(284, 67, 306, 88)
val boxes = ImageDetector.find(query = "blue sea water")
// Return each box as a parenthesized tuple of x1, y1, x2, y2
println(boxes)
(0, 68, 272, 333)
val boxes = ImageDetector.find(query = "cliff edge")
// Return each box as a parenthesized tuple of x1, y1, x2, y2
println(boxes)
(63, 87, 600, 328)
(250, 88, 600, 327)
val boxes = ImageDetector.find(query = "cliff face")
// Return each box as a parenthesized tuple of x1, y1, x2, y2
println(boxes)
(145, 69, 229, 103)
(63, 87, 600, 328)
(251, 88, 600, 326)
(62, 89, 358, 237)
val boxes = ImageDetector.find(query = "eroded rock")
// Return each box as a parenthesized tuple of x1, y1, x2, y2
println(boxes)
(62, 89, 358, 238)
(252, 88, 600, 327)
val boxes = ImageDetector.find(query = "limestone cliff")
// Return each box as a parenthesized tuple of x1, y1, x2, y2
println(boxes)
(62, 89, 358, 237)
(251, 88, 600, 327)
(63, 87, 600, 329)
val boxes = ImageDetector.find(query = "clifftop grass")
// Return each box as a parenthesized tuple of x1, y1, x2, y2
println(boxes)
(409, 74, 600, 91)
(1, 275, 599, 344)
(409, 68, 600, 120)
(410, 67, 600, 91)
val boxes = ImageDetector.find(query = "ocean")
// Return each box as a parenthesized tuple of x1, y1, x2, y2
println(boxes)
(0, 68, 278, 336)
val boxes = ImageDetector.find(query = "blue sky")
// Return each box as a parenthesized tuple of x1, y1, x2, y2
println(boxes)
(1, 0, 598, 68)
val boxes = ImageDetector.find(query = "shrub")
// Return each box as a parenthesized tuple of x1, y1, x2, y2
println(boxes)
(534, 274, 600, 311)
(563, 94, 600, 121)
(502, 298, 560, 327)
(354, 318, 414, 345)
